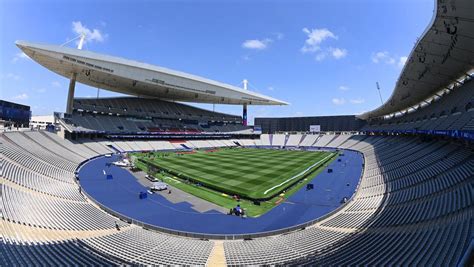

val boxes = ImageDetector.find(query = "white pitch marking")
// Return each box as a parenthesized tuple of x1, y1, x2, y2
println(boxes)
(263, 154, 334, 195)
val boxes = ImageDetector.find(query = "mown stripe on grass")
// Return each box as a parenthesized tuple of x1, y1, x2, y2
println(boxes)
(141, 148, 332, 199)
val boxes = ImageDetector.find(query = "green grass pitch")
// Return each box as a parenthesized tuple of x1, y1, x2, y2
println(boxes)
(135, 148, 335, 200)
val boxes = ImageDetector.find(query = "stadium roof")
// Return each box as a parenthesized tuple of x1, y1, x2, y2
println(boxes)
(16, 41, 288, 106)
(359, 0, 474, 120)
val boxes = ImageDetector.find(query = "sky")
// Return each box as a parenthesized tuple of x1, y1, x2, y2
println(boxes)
(0, 0, 434, 124)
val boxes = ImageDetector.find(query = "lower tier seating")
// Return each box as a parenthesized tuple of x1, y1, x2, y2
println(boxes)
(1, 131, 472, 265)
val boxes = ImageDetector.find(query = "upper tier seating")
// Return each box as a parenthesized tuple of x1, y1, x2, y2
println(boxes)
(364, 77, 474, 131)
(67, 113, 250, 134)
(64, 97, 250, 134)
(74, 97, 239, 122)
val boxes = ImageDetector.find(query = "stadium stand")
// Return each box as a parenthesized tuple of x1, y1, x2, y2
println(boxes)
(74, 97, 237, 121)
(224, 135, 473, 266)
(237, 139, 256, 146)
(271, 134, 286, 147)
(1, 238, 121, 266)
(82, 227, 213, 266)
(285, 134, 303, 147)
(61, 97, 250, 134)
(260, 134, 271, 146)
(299, 134, 320, 147)
(1, 129, 472, 265)
(2, 1, 472, 263)
(363, 65, 474, 132)
(313, 134, 337, 147)
(324, 134, 353, 148)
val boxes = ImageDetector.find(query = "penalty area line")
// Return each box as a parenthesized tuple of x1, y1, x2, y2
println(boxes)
(263, 154, 334, 195)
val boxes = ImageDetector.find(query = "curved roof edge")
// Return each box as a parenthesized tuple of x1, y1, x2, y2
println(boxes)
(359, 0, 474, 120)
(16, 41, 289, 106)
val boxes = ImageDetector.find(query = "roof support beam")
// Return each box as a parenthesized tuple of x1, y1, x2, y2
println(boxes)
(66, 73, 77, 115)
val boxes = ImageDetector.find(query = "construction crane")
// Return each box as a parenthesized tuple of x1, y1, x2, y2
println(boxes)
(376, 82, 384, 105)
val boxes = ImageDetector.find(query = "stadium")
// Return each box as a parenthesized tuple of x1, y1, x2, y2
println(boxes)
(1, 0, 473, 266)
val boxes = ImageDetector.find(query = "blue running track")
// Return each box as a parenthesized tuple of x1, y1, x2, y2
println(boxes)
(78, 149, 363, 235)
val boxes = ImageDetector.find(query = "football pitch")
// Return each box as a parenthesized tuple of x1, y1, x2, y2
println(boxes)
(135, 148, 335, 201)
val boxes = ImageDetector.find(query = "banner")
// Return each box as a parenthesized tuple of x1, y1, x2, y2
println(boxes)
(366, 129, 474, 141)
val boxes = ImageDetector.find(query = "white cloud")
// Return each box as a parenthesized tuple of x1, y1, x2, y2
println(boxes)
(372, 51, 399, 65)
(329, 47, 348, 59)
(274, 32, 284, 40)
(332, 97, 364, 105)
(372, 51, 408, 68)
(332, 97, 346, 105)
(301, 28, 337, 53)
(267, 86, 275, 91)
(301, 28, 347, 62)
(371, 51, 390, 63)
(350, 98, 365, 104)
(13, 93, 28, 100)
(339, 85, 349, 91)
(241, 55, 251, 61)
(241, 34, 282, 58)
(36, 88, 47, 93)
(12, 52, 30, 63)
(242, 38, 272, 50)
(51, 81, 61, 88)
(315, 53, 326, 61)
(398, 56, 408, 68)
(72, 21, 106, 44)
(3, 73, 21, 80)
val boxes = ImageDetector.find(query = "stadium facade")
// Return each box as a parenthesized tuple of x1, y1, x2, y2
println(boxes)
(255, 115, 366, 133)
(0, 99, 31, 128)
(2, 0, 473, 266)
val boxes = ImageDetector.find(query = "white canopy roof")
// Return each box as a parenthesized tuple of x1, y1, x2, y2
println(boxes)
(16, 41, 288, 106)
(359, 0, 474, 120)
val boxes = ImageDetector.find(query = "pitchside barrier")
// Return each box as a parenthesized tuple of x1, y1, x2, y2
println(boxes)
(74, 148, 365, 240)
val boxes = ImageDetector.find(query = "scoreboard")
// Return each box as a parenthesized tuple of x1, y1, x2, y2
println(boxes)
(309, 125, 321, 133)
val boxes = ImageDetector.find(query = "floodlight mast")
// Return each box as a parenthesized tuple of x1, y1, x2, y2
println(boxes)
(242, 79, 248, 126)
(65, 33, 86, 115)
(376, 82, 384, 105)
(77, 33, 86, 50)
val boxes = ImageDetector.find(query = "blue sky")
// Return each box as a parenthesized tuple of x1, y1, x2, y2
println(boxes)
(0, 0, 434, 124)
